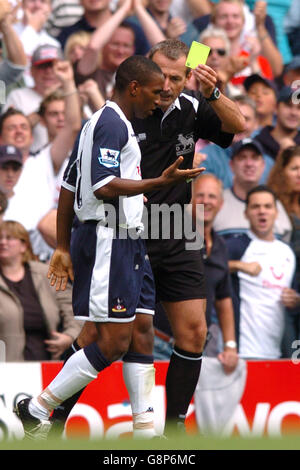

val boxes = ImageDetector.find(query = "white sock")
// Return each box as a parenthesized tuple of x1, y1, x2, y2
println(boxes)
(29, 397, 50, 421)
(45, 349, 98, 405)
(123, 362, 156, 438)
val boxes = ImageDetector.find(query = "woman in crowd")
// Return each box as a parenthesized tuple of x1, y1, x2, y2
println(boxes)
(0, 220, 81, 362)
(268, 146, 300, 358)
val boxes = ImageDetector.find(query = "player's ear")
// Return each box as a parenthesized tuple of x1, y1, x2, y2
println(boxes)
(128, 80, 140, 97)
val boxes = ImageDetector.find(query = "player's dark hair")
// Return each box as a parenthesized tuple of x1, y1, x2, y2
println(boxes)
(0, 107, 32, 135)
(245, 185, 277, 207)
(115, 55, 163, 92)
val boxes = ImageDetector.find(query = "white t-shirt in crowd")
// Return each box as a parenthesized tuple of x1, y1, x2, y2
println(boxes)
(238, 232, 296, 359)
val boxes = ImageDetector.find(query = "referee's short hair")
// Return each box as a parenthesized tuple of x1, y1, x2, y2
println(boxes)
(245, 185, 277, 207)
(115, 55, 163, 92)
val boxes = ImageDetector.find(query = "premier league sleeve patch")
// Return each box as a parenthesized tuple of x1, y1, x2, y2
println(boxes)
(98, 148, 120, 168)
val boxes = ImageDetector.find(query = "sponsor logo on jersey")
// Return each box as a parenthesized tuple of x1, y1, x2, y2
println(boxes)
(99, 148, 120, 168)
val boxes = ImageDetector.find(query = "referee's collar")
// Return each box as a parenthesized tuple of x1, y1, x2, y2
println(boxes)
(162, 97, 181, 121)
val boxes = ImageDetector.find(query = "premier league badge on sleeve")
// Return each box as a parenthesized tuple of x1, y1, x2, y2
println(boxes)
(98, 148, 120, 168)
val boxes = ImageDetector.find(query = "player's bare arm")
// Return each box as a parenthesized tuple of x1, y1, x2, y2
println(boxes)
(95, 156, 205, 199)
(47, 187, 75, 291)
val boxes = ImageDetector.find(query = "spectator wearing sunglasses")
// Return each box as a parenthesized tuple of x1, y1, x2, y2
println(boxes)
(200, 25, 247, 99)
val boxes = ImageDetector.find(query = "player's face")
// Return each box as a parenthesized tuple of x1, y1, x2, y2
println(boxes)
(230, 148, 265, 185)
(245, 192, 278, 240)
(151, 52, 190, 112)
(42, 100, 65, 139)
(0, 115, 33, 154)
(192, 176, 223, 225)
(283, 155, 300, 193)
(134, 74, 164, 119)
(0, 162, 22, 196)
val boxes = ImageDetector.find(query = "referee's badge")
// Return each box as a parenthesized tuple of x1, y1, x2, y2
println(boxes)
(98, 148, 120, 168)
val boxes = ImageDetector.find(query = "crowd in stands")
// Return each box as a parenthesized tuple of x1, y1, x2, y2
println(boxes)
(0, 0, 299, 362)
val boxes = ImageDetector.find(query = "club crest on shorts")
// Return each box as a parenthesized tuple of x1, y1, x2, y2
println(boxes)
(112, 297, 127, 313)
(98, 148, 120, 168)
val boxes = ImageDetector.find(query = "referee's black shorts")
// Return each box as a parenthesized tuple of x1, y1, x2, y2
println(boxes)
(146, 237, 206, 302)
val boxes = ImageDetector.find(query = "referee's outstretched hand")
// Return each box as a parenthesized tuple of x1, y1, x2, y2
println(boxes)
(161, 156, 205, 185)
(47, 249, 74, 292)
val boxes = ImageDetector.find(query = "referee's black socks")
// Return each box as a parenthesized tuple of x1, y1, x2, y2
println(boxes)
(165, 345, 202, 433)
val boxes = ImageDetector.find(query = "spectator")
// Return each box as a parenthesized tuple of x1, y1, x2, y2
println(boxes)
(254, 86, 300, 160)
(0, 0, 27, 86)
(75, 1, 165, 94)
(0, 220, 82, 361)
(170, 0, 212, 24)
(3, 44, 64, 153)
(57, 0, 155, 55)
(226, 185, 299, 358)
(199, 95, 274, 188)
(213, 138, 292, 242)
(64, 30, 94, 64)
(13, 0, 61, 87)
(46, 0, 84, 38)
(284, 0, 300, 58)
(281, 56, 300, 88)
(243, 73, 277, 128)
(0, 144, 23, 200)
(268, 146, 300, 358)
(0, 61, 82, 259)
(75, 22, 136, 100)
(141, 0, 199, 46)
(210, 0, 283, 83)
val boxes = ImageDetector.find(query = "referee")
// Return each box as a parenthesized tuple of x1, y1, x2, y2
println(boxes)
(132, 39, 245, 433)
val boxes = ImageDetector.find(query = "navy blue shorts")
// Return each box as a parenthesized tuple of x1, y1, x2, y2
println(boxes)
(71, 222, 155, 323)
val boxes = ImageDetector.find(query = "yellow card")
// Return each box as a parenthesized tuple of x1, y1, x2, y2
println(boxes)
(185, 41, 211, 69)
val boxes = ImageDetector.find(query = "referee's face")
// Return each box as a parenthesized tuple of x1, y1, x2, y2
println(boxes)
(151, 52, 190, 112)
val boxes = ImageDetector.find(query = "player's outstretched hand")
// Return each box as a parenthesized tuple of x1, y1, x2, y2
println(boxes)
(161, 156, 205, 185)
(47, 249, 74, 291)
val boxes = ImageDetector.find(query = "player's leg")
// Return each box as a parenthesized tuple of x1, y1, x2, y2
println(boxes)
(123, 313, 156, 438)
(162, 298, 207, 433)
(122, 254, 156, 438)
(49, 321, 98, 435)
(15, 321, 134, 439)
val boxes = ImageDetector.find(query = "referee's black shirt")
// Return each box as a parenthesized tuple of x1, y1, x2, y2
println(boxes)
(132, 89, 234, 208)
